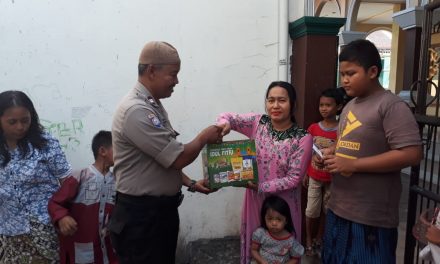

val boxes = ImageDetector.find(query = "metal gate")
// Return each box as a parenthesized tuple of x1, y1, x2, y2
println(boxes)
(404, 1, 440, 263)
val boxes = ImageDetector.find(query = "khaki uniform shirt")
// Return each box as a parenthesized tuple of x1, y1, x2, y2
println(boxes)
(112, 82, 184, 196)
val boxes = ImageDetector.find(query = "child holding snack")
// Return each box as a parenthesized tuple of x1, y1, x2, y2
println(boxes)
(302, 88, 343, 256)
(48, 131, 118, 264)
(251, 195, 304, 264)
(217, 81, 312, 264)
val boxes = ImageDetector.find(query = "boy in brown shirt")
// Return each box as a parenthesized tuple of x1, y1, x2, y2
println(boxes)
(321, 39, 423, 263)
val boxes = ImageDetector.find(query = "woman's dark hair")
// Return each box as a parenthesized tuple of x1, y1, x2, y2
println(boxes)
(0, 91, 47, 167)
(260, 195, 295, 234)
(91, 130, 112, 159)
(265, 81, 297, 123)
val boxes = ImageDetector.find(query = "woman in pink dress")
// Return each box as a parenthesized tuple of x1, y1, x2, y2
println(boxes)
(217, 81, 312, 264)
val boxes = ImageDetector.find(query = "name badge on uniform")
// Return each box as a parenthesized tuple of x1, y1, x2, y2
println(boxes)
(148, 113, 162, 128)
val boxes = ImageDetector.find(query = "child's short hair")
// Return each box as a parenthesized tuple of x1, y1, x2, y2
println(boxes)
(320, 88, 344, 106)
(339, 39, 382, 76)
(91, 130, 112, 159)
(260, 195, 295, 234)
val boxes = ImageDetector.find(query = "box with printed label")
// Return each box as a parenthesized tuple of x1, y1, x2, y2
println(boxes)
(202, 139, 258, 188)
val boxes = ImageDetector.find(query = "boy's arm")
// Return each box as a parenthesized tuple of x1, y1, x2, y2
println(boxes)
(325, 145, 422, 175)
(48, 175, 80, 235)
(251, 242, 268, 264)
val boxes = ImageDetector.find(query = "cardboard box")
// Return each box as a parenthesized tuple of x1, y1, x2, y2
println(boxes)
(202, 139, 258, 188)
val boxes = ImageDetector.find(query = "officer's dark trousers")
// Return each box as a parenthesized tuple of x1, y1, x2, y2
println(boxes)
(109, 192, 181, 264)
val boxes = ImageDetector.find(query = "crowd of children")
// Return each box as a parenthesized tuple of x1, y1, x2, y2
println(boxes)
(0, 39, 427, 264)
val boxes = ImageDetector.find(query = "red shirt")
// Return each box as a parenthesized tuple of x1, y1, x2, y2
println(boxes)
(306, 122, 337, 182)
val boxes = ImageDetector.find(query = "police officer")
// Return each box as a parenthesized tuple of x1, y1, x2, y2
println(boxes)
(109, 41, 222, 264)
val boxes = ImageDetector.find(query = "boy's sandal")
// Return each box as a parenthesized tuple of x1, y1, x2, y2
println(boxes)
(305, 246, 314, 256)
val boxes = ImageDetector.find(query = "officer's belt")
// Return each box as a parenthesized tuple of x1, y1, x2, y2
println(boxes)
(116, 191, 183, 209)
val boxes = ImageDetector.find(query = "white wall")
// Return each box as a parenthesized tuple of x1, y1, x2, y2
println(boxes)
(290, 0, 305, 21)
(0, 0, 285, 256)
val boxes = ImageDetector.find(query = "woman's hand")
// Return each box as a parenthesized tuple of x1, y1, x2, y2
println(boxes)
(219, 122, 231, 137)
(58, 216, 78, 236)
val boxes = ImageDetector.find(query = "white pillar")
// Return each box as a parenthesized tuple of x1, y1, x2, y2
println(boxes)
(278, 0, 289, 81)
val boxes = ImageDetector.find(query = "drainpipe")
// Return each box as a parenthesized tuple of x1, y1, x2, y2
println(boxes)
(278, 0, 289, 81)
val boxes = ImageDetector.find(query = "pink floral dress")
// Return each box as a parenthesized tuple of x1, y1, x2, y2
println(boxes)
(217, 113, 312, 264)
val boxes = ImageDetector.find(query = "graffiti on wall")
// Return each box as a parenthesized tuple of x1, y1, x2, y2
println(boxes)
(41, 119, 84, 151)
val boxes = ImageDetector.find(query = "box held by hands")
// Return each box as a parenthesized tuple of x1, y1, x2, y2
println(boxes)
(202, 140, 258, 189)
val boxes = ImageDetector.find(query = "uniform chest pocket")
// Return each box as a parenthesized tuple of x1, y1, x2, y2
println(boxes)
(85, 182, 100, 201)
